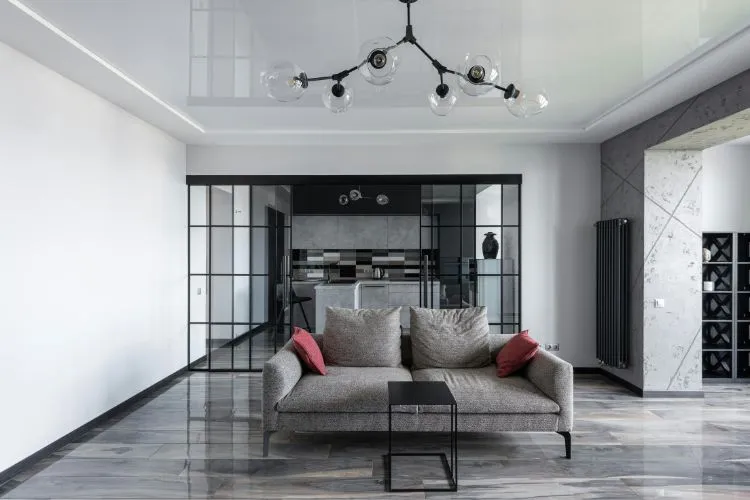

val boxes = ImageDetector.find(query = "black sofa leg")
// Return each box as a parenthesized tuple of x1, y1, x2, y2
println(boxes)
(557, 431, 571, 459)
(263, 431, 272, 457)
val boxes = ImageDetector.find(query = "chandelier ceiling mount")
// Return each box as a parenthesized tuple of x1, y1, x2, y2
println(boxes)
(261, 0, 548, 117)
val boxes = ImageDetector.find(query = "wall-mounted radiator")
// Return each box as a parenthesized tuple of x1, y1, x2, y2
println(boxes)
(595, 218, 630, 369)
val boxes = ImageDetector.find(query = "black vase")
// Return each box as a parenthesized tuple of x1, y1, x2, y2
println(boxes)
(482, 232, 499, 259)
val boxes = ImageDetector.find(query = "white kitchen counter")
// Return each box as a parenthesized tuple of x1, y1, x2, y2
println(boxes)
(313, 279, 439, 332)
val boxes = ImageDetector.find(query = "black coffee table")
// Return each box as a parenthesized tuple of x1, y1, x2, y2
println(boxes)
(386, 381, 458, 492)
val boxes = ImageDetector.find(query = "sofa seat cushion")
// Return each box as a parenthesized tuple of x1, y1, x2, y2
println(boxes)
(411, 366, 560, 414)
(277, 366, 415, 413)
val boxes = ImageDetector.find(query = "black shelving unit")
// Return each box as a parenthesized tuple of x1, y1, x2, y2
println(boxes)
(702, 232, 750, 380)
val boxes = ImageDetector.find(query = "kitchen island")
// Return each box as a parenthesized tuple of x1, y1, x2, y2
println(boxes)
(314, 279, 440, 332)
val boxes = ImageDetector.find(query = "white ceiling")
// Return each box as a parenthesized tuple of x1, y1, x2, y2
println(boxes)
(2, 0, 750, 145)
(725, 135, 750, 145)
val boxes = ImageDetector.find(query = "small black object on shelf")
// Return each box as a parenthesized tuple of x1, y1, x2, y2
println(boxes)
(482, 232, 499, 259)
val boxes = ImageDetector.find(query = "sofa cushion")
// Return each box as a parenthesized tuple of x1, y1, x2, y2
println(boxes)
(411, 366, 560, 414)
(323, 307, 402, 367)
(410, 307, 490, 369)
(292, 327, 327, 375)
(277, 366, 415, 413)
(496, 330, 540, 377)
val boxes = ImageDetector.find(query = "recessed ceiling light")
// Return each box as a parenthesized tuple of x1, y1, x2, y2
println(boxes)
(6, 0, 205, 133)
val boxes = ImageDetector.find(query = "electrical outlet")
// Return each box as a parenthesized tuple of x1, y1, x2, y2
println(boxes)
(654, 298, 665, 308)
(550, 344, 560, 351)
(544, 344, 552, 350)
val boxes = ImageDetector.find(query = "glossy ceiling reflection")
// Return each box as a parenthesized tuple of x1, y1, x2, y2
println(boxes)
(4, 0, 750, 142)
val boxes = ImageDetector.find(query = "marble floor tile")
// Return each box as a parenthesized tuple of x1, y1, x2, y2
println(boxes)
(59, 443, 163, 459)
(180, 457, 374, 480)
(3, 373, 750, 499)
(150, 442, 331, 460)
(2, 476, 228, 499)
(35, 458, 188, 478)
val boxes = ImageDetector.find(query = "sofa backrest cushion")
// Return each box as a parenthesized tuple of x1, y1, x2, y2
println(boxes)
(312, 331, 512, 368)
(409, 307, 491, 369)
(322, 307, 402, 367)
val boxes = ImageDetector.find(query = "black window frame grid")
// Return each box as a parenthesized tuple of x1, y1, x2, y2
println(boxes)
(187, 175, 522, 372)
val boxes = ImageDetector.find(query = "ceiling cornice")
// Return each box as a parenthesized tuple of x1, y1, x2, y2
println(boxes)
(584, 20, 750, 133)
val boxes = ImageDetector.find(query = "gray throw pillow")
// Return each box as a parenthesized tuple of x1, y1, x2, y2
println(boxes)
(410, 307, 490, 369)
(322, 307, 402, 367)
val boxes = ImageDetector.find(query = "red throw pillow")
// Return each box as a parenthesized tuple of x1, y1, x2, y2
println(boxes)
(496, 330, 540, 377)
(292, 327, 327, 375)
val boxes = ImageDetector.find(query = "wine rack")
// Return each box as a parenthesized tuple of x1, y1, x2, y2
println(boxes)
(703, 232, 750, 380)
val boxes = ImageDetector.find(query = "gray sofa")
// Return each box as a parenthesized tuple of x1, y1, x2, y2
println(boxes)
(262, 332, 574, 458)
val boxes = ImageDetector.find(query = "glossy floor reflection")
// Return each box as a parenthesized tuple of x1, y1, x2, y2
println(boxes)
(1, 374, 749, 499)
(190, 331, 279, 371)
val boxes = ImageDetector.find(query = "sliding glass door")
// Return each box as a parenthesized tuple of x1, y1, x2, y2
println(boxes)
(187, 176, 521, 372)
(420, 182, 521, 333)
(188, 185, 291, 372)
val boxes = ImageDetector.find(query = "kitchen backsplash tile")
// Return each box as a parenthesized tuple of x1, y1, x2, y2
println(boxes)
(293, 249, 422, 280)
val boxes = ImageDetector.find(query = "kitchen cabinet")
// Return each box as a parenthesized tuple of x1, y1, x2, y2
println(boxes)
(314, 280, 443, 332)
(360, 283, 389, 308)
(388, 283, 420, 328)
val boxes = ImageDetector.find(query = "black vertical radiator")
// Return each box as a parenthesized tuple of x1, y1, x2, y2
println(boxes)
(595, 218, 630, 369)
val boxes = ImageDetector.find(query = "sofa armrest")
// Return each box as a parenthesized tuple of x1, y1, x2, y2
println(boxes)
(262, 341, 303, 432)
(524, 350, 574, 432)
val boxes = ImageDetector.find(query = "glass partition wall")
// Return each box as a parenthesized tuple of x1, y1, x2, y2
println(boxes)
(187, 178, 520, 372)
(420, 183, 521, 333)
(189, 185, 292, 372)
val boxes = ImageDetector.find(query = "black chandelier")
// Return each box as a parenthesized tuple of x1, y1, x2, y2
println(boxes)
(260, 0, 548, 117)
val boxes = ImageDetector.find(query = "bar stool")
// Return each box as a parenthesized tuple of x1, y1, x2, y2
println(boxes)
(290, 289, 313, 331)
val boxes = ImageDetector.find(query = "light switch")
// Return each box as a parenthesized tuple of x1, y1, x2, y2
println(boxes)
(654, 298, 665, 308)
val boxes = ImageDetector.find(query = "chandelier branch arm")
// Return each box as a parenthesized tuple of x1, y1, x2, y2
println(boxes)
(261, 0, 544, 115)
(409, 40, 510, 95)
(304, 39, 407, 84)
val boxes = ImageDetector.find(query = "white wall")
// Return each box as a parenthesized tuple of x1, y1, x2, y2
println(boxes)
(0, 42, 186, 473)
(702, 144, 750, 231)
(188, 142, 601, 367)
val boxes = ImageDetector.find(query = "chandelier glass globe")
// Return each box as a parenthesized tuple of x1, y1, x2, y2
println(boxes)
(428, 83, 457, 116)
(322, 82, 354, 113)
(456, 54, 499, 96)
(260, 1, 548, 118)
(504, 88, 549, 118)
(358, 37, 400, 86)
(260, 61, 307, 102)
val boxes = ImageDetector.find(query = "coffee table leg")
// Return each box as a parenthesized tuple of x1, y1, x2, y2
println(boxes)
(454, 403, 458, 489)
(388, 404, 392, 491)
(450, 403, 454, 483)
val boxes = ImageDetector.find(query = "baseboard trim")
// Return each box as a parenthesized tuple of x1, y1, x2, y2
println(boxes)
(0, 364, 187, 486)
(642, 391, 704, 398)
(576, 367, 705, 399)
(573, 367, 600, 375)
(596, 368, 644, 397)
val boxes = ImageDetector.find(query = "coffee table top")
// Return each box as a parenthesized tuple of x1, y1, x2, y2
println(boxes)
(388, 381, 456, 406)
